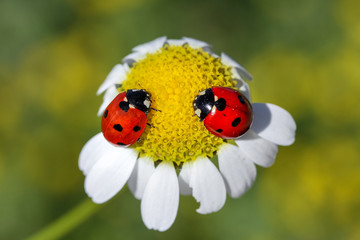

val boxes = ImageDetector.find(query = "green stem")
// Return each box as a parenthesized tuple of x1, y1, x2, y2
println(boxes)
(27, 199, 101, 240)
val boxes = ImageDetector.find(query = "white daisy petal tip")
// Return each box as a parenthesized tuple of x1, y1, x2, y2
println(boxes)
(132, 36, 167, 54)
(84, 147, 137, 204)
(96, 64, 126, 95)
(218, 144, 257, 198)
(235, 130, 278, 168)
(79, 133, 126, 176)
(122, 51, 147, 64)
(186, 158, 227, 214)
(167, 39, 187, 46)
(79, 132, 109, 175)
(182, 37, 210, 49)
(141, 162, 179, 232)
(252, 103, 297, 146)
(221, 53, 253, 81)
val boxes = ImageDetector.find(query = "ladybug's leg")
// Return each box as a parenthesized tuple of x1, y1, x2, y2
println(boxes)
(151, 108, 161, 112)
(147, 123, 155, 128)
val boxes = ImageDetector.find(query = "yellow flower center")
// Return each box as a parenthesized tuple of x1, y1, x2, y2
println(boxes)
(121, 44, 236, 165)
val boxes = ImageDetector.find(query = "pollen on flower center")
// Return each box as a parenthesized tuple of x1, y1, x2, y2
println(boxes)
(120, 44, 236, 164)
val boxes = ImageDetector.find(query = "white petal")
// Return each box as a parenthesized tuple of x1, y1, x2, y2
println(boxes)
(79, 133, 113, 175)
(221, 53, 253, 81)
(178, 176, 192, 196)
(178, 163, 192, 196)
(230, 67, 242, 80)
(182, 37, 210, 49)
(132, 36, 167, 54)
(167, 39, 187, 46)
(97, 86, 118, 116)
(238, 81, 251, 101)
(204, 49, 220, 58)
(128, 156, 155, 200)
(211, 53, 220, 58)
(235, 130, 278, 167)
(122, 63, 130, 72)
(141, 162, 179, 232)
(251, 103, 296, 146)
(122, 51, 147, 63)
(97, 64, 127, 95)
(187, 158, 226, 214)
(85, 147, 137, 204)
(218, 144, 257, 198)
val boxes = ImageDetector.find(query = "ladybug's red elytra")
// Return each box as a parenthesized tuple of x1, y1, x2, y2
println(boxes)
(193, 87, 253, 139)
(102, 89, 151, 147)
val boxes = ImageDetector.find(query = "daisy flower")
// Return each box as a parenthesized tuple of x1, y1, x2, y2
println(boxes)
(79, 36, 296, 231)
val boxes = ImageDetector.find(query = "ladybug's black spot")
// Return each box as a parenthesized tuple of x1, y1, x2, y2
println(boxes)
(119, 101, 130, 112)
(133, 126, 141, 132)
(232, 117, 241, 127)
(103, 109, 108, 118)
(215, 98, 226, 111)
(113, 124, 123, 132)
(238, 95, 246, 105)
(117, 142, 126, 146)
(216, 129, 223, 133)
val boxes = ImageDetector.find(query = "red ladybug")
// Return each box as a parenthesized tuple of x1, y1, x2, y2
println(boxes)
(102, 89, 151, 147)
(193, 87, 253, 139)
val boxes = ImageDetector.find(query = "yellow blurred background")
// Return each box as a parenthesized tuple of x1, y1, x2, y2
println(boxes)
(1, 0, 359, 239)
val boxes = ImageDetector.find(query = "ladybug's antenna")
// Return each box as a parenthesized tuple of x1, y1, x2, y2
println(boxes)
(137, 82, 145, 90)
(151, 108, 161, 112)
(147, 123, 155, 128)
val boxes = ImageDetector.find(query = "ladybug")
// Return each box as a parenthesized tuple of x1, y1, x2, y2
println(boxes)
(193, 87, 253, 139)
(102, 89, 151, 147)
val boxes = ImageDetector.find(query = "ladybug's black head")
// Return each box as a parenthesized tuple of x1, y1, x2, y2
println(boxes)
(193, 88, 214, 121)
(126, 89, 151, 113)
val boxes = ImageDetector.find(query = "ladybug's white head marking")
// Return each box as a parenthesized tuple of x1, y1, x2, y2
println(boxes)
(198, 90, 206, 96)
(195, 109, 202, 118)
(144, 99, 151, 109)
(125, 89, 151, 113)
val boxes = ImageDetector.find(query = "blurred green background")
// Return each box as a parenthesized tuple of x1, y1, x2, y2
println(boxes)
(1, 0, 359, 239)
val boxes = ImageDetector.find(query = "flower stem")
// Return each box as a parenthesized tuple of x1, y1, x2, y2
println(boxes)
(27, 199, 101, 240)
